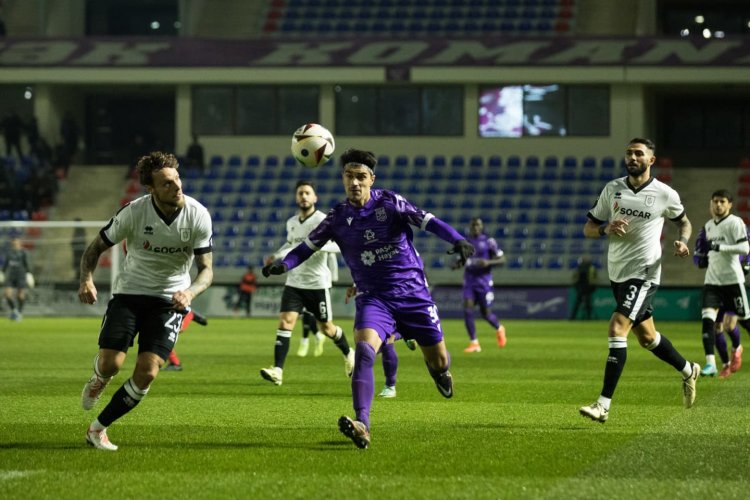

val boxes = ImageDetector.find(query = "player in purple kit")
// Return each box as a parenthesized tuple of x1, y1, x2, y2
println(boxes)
(455, 217, 507, 353)
(263, 148, 474, 449)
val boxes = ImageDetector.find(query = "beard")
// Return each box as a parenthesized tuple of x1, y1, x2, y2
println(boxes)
(626, 163, 648, 177)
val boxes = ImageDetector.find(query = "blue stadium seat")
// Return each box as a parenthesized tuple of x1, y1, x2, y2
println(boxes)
(527, 256, 545, 269)
(227, 155, 242, 168)
(554, 213, 571, 225)
(496, 212, 513, 225)
(508, 256, 524, 269)
(224, 225, 240, 237)
(450, 155, 465, 167)
(546, 256, 564, 269)
(488, 155, 502, 168)
(532, 227, 549, 240)
(601, 156, 616, 168)
(507, 155, 521, 168)
(432, 155, 446, 168)
(209, 155, 224, 168)
(535, 213, 551, 224)
(494, 227, 510, 239)
(581, 156, 596, 169)
(555, 198, 573, 210)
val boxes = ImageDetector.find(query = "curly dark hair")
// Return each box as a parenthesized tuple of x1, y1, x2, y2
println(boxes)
(340, 148, 377, 170)
(137, 151, 179, 187)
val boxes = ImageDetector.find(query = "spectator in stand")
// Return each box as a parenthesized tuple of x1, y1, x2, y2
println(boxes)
(26, 117, 39, 158)
(235, 265, 257, 316)
(2, 110, 23, 159)
(185, 134, 205, 170)
(60, 111, 80, 164)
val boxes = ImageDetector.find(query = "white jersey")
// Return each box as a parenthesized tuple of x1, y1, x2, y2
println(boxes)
(704, 214, 748, 285)
(273, 210, 340, 289)
(588, 176, 685, 284)
(101, 194, 213, 300)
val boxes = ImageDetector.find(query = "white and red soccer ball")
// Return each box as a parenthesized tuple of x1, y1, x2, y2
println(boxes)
(291, 123, 335, 168)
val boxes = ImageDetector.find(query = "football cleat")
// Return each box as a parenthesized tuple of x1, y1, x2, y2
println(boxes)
(700, 363, 717, 377)
(377, 385, 396, 398)
(579, 402, 609, 423)
(314, 332, 326, 357)
(496, 325, 507, 348)
(404, 339, 417, 351)
(434, 370, 453, 399)
(338, 416, 370, 449)
(86, 427, 118, 451)
(296, 339, 309, 357)
(81, 375, 112, 411)
(683, 362, 699, 409)
(730, 345, 743, 373)
(463, 342, 482, 353)
(718, 364, 732, 379)
(162, 363, 183, 371)
(344, 350, 355, 377)
(260, 366, 283, 386)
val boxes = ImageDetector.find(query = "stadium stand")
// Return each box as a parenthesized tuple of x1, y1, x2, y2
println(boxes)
(261, 0, 577, 37)
(172, 153, 615, 272)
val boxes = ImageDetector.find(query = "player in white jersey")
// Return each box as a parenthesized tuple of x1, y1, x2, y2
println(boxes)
(77, 152, 213, 450)
(695, 189, 749, 377)
(579, 138, 699, 423)
(259, 180, 354, 386)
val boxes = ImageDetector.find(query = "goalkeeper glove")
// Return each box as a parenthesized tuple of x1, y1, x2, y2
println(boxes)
(262, 260, 288, 277)
(709, 241, 721, 252)
(447, 239, 475, 266)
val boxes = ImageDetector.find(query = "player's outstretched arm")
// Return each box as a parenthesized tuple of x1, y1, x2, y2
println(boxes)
(262, 241, 316, 277)
(78, 234, 111, 304)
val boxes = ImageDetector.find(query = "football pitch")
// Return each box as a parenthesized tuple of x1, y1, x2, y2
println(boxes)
(1, 317, 748, 499)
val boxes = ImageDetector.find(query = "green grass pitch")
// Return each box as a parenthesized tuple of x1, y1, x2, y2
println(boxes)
(1, 317, 749, 499)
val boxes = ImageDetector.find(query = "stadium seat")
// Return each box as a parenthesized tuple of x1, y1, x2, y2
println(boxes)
(209, 155, 224, 168)
(488, 155, 502, 168)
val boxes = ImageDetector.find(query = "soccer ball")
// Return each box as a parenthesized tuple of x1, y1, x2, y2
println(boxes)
(291, 123, 335, 168)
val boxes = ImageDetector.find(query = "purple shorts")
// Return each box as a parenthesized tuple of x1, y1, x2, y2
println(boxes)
(354, 291, 443, 347)
(462, 282, 494, 308)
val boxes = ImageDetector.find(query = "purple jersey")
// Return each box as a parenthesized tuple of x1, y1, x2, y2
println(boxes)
(306, 189, 433, 298)
(463, 233, 502, 290)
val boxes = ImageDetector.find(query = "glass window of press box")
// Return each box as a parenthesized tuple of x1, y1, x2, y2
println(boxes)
(192, 86, 320, 136)
(334, 86, 464, 136)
